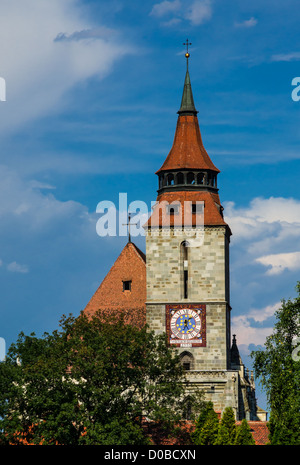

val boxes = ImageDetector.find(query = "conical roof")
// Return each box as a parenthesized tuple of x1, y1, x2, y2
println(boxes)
(178, 69, 198, 116)
(156, 114, 220, 174)
(156, 63, 219, 174)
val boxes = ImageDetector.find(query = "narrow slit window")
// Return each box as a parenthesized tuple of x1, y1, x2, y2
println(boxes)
(181, 241, 189, 299)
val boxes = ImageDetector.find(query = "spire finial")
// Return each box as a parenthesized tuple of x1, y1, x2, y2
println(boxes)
(183, 38, 192, 69)
(178, 39, 198, 116)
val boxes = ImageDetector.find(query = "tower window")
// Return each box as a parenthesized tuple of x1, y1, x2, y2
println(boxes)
(167, 173, 174, 186)
(166, 204, 180, 215)
(197, 172, 204, 185)
(192, 202, 204, 214)
(187, 172, 195, 185)
(176, 172, 184, 184)
(181, 241, 189, 299)
(123, 280, 132, 291)
(180, 351, 194, 371)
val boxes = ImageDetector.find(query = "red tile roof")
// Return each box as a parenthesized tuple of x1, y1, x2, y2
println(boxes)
(83, 241, 146, 327)
(156, 114, 220, 174)
(236, 421, 270, 445)
(145, 190, 230, 229)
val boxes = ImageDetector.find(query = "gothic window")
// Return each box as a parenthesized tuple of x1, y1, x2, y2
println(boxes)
(180, 351, 194, 370)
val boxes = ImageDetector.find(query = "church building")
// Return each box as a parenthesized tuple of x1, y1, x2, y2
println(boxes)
(84, 50, 267, 423)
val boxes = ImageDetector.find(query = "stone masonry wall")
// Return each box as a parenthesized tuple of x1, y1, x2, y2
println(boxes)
(145, 226, 231, 371)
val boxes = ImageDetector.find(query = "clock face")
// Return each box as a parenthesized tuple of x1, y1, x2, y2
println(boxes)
(170, 309, 201, 340)
(166, 304, 206, 347)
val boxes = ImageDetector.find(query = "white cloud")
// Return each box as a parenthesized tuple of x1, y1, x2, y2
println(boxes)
(0, 0, 134, 135)
(150, 0, 181, 17)
(224, 197, 300, 249)
(271, 52, 300, 62)
(234, 17, 258, 28)
(224, 196, 300, 350)
(185, 0, 212, 25)
(0, 165, 94, 234)
(150, 0, 212, 26)
(256, 251, 300, 275)
(7, 261, 29, 274)
(231, 302, 280, 348)
(225, 197, 300, 274)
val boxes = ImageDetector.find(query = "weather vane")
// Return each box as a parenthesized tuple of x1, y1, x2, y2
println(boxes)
(122, 212, 138, 243)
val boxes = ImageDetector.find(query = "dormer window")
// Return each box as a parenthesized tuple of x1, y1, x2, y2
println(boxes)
(123, 280, 132, 291)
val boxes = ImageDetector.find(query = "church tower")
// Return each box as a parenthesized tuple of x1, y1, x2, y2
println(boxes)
(145, 50, 252, 419)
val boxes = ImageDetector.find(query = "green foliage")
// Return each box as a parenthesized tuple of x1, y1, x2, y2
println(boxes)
(192, 405, 257, 446)
(191, 402, 219, 445)
(215, 407, 236, 445)
(251, 282, 300, 445)
(234, 419, 255, 445)
(0, 310, 203, 445)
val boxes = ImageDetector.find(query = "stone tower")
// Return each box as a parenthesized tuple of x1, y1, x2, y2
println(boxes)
(144, 53, 259, 420)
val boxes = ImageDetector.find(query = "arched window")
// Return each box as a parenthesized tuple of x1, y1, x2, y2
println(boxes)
(176, 172, 184, 185)
(167, 173, 174, 186)
(187, 172, 195, 185)
(197, 172, 204, 185)
(180, 351, 194, 371)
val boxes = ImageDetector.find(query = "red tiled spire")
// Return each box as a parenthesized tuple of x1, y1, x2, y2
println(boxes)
(156, 114, 220, 174)
(156, 62, 219, 174)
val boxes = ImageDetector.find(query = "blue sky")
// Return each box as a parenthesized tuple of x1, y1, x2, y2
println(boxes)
(0, 0, 300, 412)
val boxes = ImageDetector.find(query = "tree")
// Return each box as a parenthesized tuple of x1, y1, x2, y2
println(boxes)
(234, 419, 255, 445)
(251, 282, 300, 445)
(191, 402, 219, 445)
(0, 310, 203, 445)
(215, 407, 236, 445)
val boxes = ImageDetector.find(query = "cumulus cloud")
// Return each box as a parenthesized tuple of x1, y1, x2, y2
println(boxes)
(256, 251, 300, 275)
(224, 196, 300, 350)
(224, 197, 300, 250)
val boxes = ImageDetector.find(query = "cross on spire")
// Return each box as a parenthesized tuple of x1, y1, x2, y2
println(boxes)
(183, 38, 192, 70)
(183, 38, 192, 55)
(122, 212, 138, 243)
